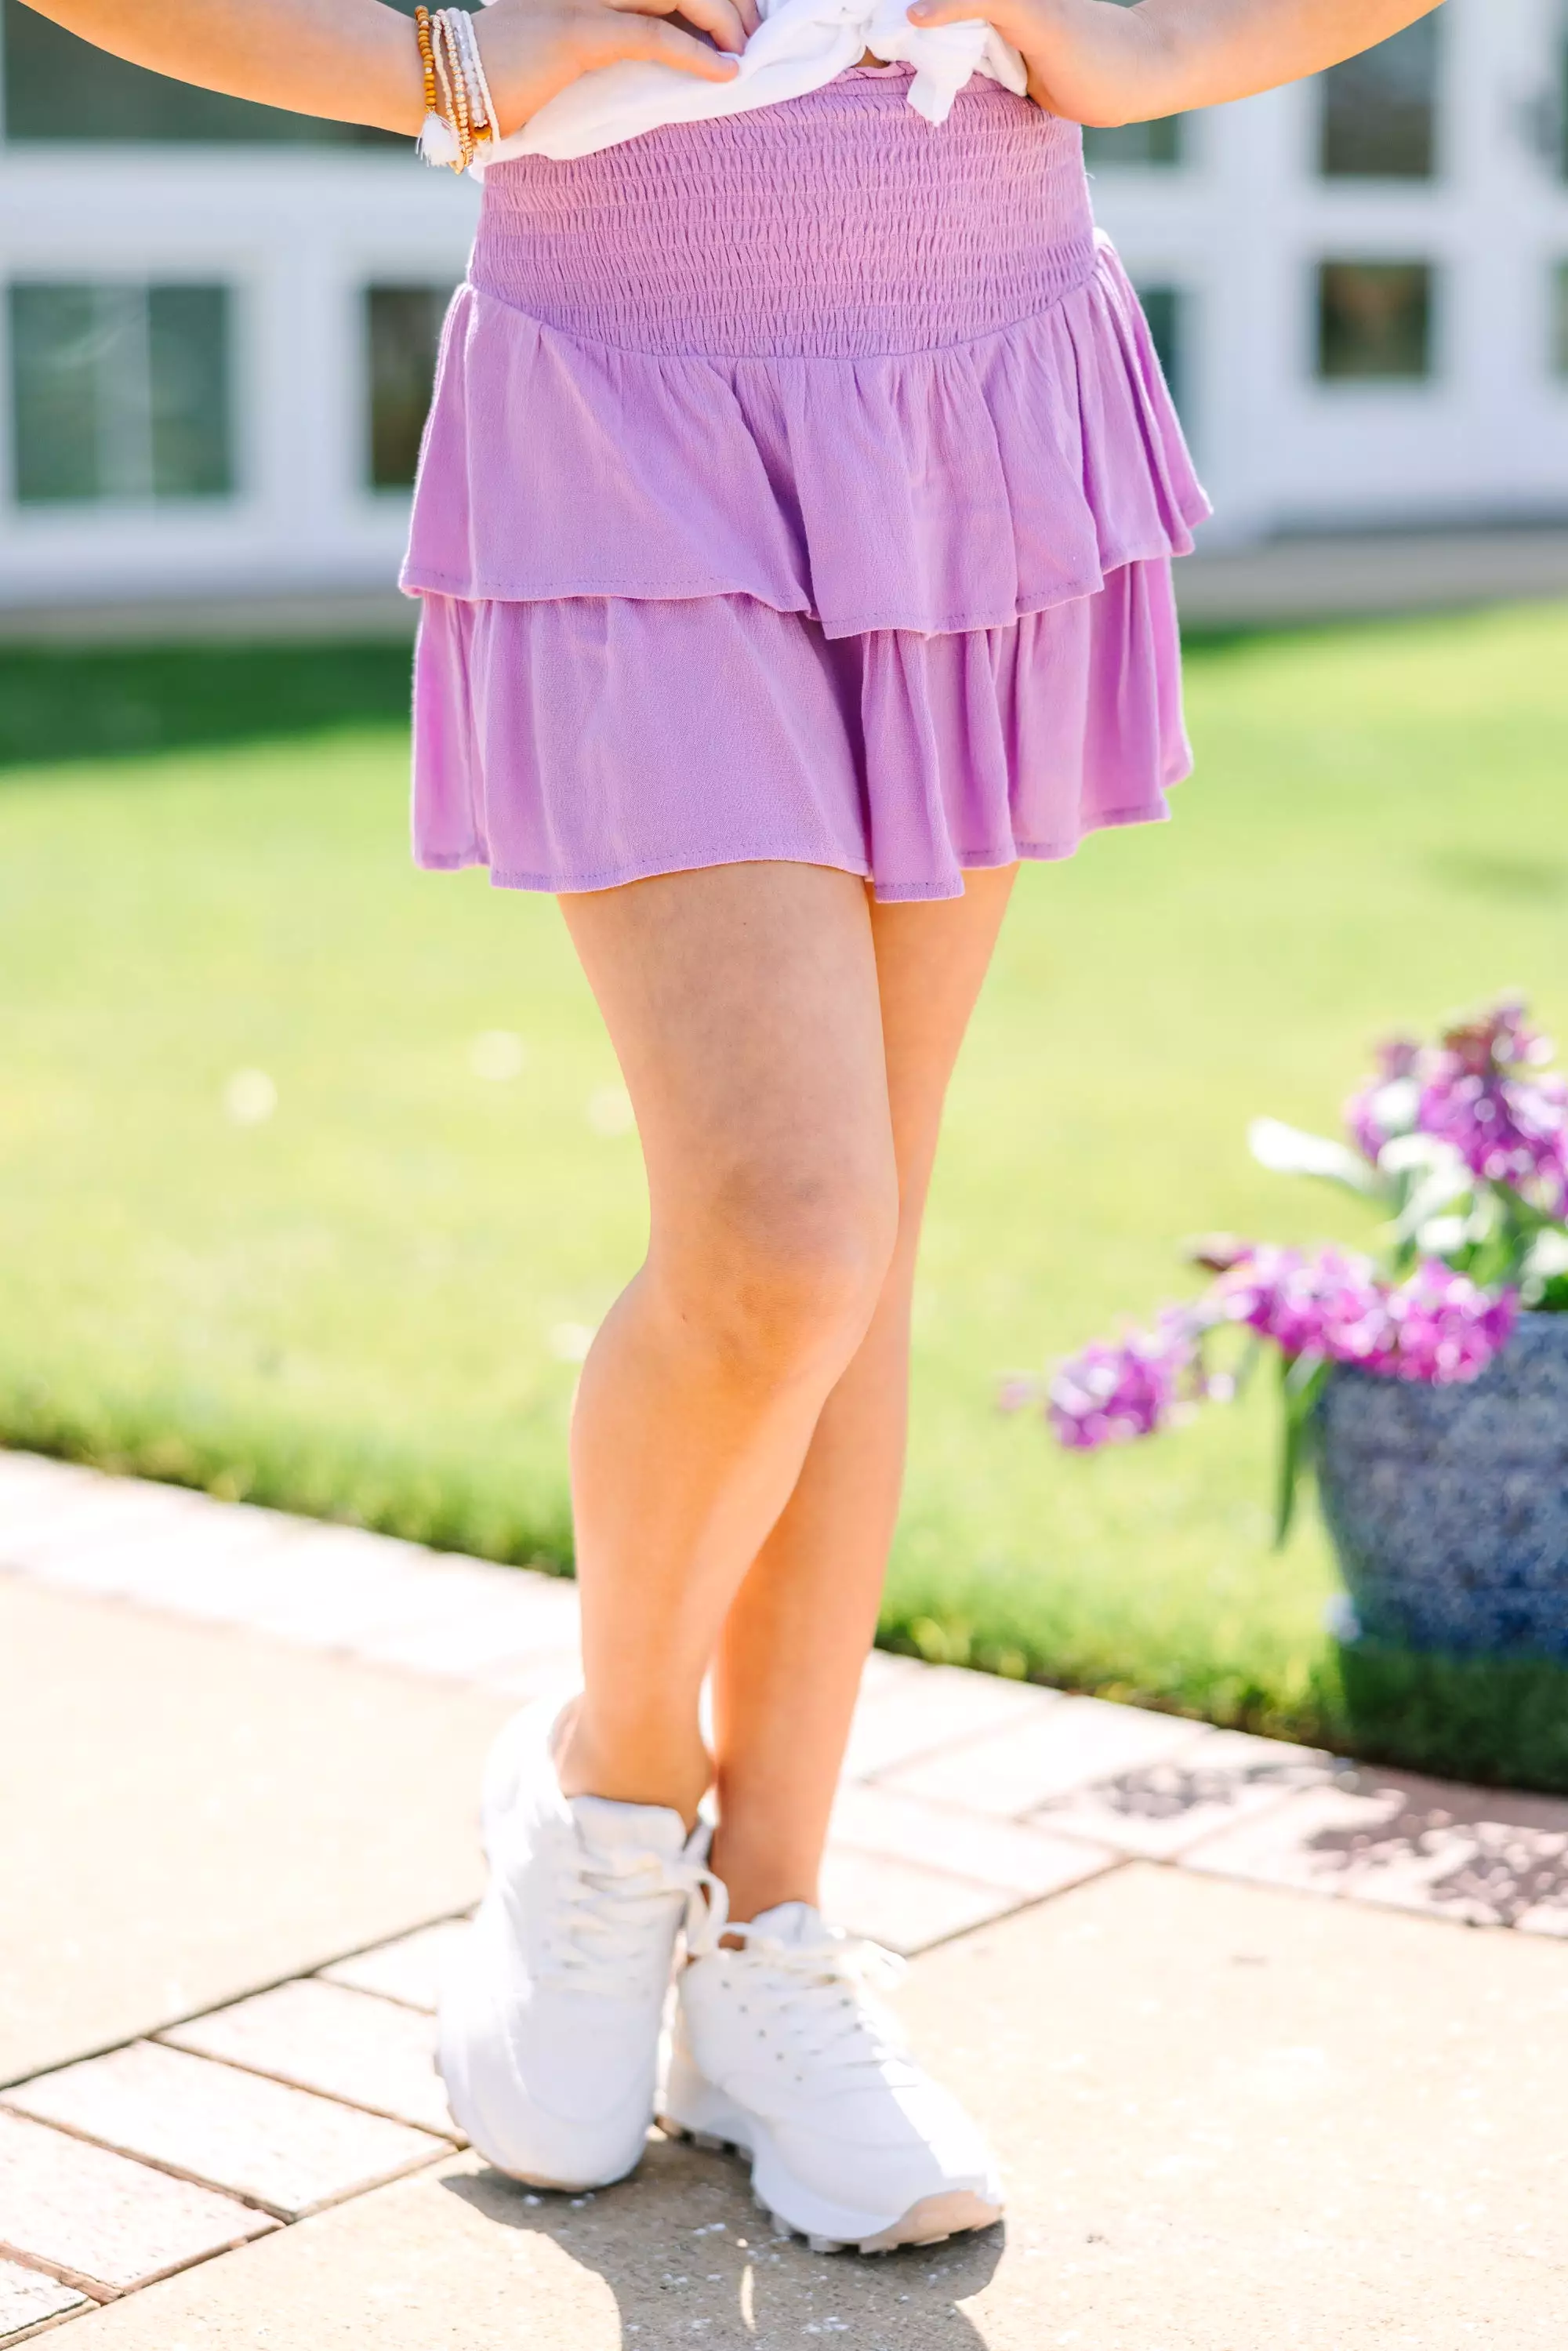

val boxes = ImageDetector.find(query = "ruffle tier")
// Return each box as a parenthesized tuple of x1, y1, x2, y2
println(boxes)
(401, 236, 1210, 643)
(412, 563, 1192, 905)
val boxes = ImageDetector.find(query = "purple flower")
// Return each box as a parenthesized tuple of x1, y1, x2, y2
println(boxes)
(1036, 1216, 1521, 1462)
(1345, 1036, 1421, 1163)
(1217, 1245, 1392, 1366)
(1214, 1246, 1515, 1384)
(1044, 1312, 1201, 1452)
(1416, 1004, 1567, 1206)
(1343, 1002, 1568, 1208)
(1379, 1262, 1518, 1384)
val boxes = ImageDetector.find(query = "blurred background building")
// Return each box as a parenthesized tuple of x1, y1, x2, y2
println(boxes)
(1, 0, 1566, 612)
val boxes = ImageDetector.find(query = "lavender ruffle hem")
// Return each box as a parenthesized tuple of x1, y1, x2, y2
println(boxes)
(404, 69, 1211, 905)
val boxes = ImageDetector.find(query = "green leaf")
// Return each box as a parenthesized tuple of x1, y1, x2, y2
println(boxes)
(1496, 1184, 1566, 1238)
(1273, 1351, 1329, 1550)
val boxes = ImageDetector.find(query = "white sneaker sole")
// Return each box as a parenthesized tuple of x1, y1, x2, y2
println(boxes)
(659, 2081, 1004, 2257)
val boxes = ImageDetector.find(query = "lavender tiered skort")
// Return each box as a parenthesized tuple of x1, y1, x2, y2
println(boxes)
(404, 66, 1209, 903)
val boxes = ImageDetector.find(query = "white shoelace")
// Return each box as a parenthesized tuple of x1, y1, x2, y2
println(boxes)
(703, 1915, 909, 2073)
(536, 1832, 724, 1996)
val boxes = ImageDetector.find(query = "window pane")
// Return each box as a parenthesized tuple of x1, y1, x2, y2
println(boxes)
(1317, 262, 1434, 382)
(366, 286, 451, 491)
(148, 286, 233, 497)
(1554, 263, 1568, 378)
(9, 282, 153, 502)
(12, 285, 104, 501)
(1319, 19, 1439, 180)
(9, 281, 233, 502)
(1083, 117, 1185, 169)
(1, 0, 394, 143)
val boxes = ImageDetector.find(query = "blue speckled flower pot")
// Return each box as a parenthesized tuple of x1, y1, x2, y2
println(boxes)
(1316, 1312, 1568, 1659)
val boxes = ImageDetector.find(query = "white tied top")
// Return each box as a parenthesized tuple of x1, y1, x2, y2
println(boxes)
(476, 0, 1027, 165)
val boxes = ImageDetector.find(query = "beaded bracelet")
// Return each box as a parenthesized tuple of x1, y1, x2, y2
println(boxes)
(416, 6, 497, 172)
(449, 8, 500, 154)
(437, 26, 469, 156)
(413, 4, 440, 118)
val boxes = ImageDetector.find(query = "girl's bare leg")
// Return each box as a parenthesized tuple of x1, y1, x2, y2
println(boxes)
(708, 867, 1018, 1922)
(554, 861, 902, 1829)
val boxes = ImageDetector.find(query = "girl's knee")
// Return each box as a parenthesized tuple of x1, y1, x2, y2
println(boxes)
(663, 1149, 900, 1381)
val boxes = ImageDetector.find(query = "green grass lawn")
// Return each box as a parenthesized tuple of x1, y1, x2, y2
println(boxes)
(4, 607, 1567, 1788)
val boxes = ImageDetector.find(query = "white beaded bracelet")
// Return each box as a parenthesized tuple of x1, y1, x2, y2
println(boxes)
(444, 8, 499, 146)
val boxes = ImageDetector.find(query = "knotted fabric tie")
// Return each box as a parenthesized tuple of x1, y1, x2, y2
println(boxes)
(477, 0, 1027, 165)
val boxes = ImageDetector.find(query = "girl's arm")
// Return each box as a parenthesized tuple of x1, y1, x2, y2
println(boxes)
(13, 0, 752, 140)
(16, 0, 427, 130)
(905, 0, 1448, 129)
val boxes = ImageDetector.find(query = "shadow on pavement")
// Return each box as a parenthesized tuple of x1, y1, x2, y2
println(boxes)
(445, 2135, 1003, 2348)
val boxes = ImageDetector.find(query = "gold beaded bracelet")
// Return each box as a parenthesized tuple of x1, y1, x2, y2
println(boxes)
(413, 5, 439, 118)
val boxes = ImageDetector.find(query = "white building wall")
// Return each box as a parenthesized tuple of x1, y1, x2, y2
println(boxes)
(0, 0, 1565, 605)
(1091, 0, 1568, 542)
(0, 139, 477, 608)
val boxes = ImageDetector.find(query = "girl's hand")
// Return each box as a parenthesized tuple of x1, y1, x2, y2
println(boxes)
(474, 0, 760, 138)
(902, 0, 1448, 132)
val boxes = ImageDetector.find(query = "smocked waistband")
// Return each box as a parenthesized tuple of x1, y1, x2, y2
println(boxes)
(470, 73, 1096, 361)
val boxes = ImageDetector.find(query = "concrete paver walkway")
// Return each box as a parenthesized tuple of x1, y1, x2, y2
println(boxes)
(3, 1450, 1566, 2347)
(1, 1577, 510, 2082)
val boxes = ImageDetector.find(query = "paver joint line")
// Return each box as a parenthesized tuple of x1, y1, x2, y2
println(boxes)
(0, 2107, 279, 2309)
(158, 1978, 462, 2142)
(0, 1924, 469, 2103)
(0, 2229, 255, 2318)
(2, 2041, 453, 2229)
(143, 2038, 463, 2149)
(0, 2246, 114, 2309)
(2, 2094, 454, 2230)
(0, 1902, 477, 2099)
(0, 2102, 284, 2226)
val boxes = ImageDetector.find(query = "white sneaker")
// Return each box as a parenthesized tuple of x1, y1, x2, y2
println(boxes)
(438, 1700, 716, 2191)
(660, 1900, 1004, 2255)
